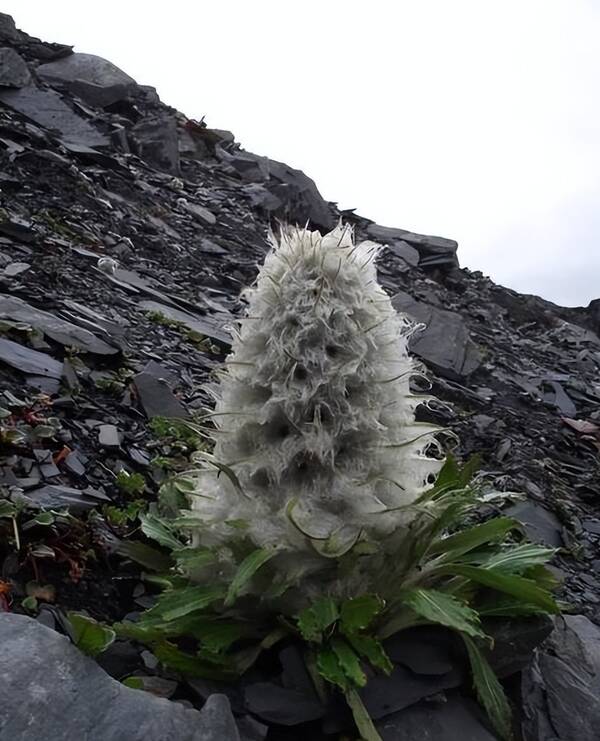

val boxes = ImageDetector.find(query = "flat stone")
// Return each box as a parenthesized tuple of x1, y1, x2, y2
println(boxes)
(139, 300, 231, 346)
(132, 115, 180, 174)
(505, 501, 563, 547)
(65, 450, 86, 476)
(0, 13, 19, 42)
(582, 519, 600, 535)
(387, 240, 420, 267)
(0, 613, 240, 741)
(383, 628, 456, 675)
(23, 484, 108, 513)
(376, 692, 496, 741)
(392, 291, 482, 379)
(133, 372, 189, 420)
(218, 147, 334, 230)
(243, 682, 324, 725)
(0, 295, 118, 354)
(483, 615, 554, 678)
(367, 223, 459, 269)
(0, 48, 31, 88)
(521, 615, 600, 741)
(37, 53, 137, 108)
(98, 424, 121, 448)
(359, 662, 462, 720)
(0, 338, 63, 378)
(0, 86, 108, 147)
(3, 261, 31, 276)
(181, 201, 217, 226)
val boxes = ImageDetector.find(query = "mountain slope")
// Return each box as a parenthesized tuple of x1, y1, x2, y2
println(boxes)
(0, 10, 599, 629)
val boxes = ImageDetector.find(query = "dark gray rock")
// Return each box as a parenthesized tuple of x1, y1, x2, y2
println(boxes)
(133, 371, 189, 420)
(98, 424, 121, 448)
(483, 616, 554, 678)
(22, 484, 110, 513)
(505, 501, 563, 547)
(376, 692, 497, 741)
(37, 53, 138, 108)
(384, 628, 457, 676)
(0, 47, 31, 88)
(0, 613, 240, 741)
(218, 147, 334, 230)
(180, 200, 217, 226)
(0, 338, 63, 377)
(0, 13, 19, 42)
(359, 662, 462, 720)
(0, 86, 109, 147)
(243, 682, 324, 725)
(521, 615, 600, 741)
(387, 240, 420, 267)
(367, 223, 459, 269)
(139, 300, 231, 346)
(132, 115, 180, 174)
(0, 295, 119, 354)
(392, 291, 481, 379)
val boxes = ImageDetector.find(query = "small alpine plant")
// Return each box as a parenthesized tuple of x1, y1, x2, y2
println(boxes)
(113, 225, 560, 741)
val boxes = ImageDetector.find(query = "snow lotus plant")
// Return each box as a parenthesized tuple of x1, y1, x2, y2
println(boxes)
(115, 226, 560, 741)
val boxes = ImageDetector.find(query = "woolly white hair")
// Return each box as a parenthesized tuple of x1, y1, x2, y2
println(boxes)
(189, 224, 443, 565)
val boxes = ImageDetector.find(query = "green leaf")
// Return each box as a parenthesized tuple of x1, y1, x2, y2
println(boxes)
(122, 676, 144, 690)
(198, 621, 254, 653)
(429, 517, 521, 557)
(477, 599, 553, 618)
(401, 588, 485, 639)
(340, 594, 385, 635)
(68, 613, 116, 656)
(224, 548, 277, 607)
(21, 595, 38, 613)
(153, 641, 235, 680)
(432, 455, 460, 490)
(115, 540, 173, 572)
(346, 634, 393, 675)
(482, 543, 556, 574)
(438, 564, 559, 614)
(316, 646, 348, 691)
(332, 637, 367, 687)
(146, 585, 226, 621)
(194, 451, 246, 497)
(463, 634, 513, 740)
(0, 500, 16, 518)
(346, 687, 383, 741)
(297, 597, 339, 643)
(140, 512, 182, 550)
(173, 547, 216, 572)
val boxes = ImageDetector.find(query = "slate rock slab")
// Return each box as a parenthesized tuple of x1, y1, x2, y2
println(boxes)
(521, 615, 600, 741)
(0, 12, 20, 42)
(392, 290, 481, 379)
(0, 337, 63, 377)
(37, 52, 138, 108)
(0, 295, 119, 354)
(376, 692, 497, 741)
(359, 662, 463, 720)
(0, 613, 241, 741)
(505, 501, 563, 547)
(22, 484, 110, 513)
(132, 115, 180, 174)
(367, 223, 459, 269)
(133, 371, 189, 420)
(0, 47, 31, 87)
(0, 86, 109, 147)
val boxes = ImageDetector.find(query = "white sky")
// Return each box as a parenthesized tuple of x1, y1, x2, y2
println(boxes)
(5, 1, 600, 307)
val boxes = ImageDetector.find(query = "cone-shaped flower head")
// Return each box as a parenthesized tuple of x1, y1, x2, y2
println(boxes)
(191, 225, 442, 568)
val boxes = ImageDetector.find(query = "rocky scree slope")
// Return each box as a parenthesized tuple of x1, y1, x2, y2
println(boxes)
(0, 12, 600, 741)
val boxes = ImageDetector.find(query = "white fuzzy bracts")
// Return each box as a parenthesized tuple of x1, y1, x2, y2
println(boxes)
(191, 225, 442, 564)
